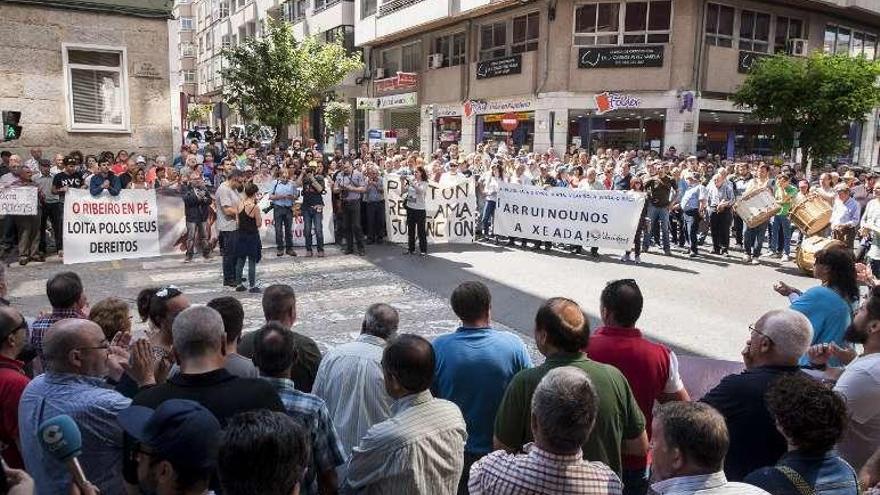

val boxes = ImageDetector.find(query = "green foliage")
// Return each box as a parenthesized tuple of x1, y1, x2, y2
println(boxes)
(324, 101, 352, 132)
(733, 52, 880, 163)
(222, 18, 363, 138)
(186, 104, 211, 126)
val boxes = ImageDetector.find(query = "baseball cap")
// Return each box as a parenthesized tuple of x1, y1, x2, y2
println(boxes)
(118, 399, 220, 470)
(136, 156, 146, 164)
(63, 156, 77, 166)
(834, 183, 850, 193)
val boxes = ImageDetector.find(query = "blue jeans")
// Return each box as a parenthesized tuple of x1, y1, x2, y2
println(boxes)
(302, 206, 324, 252)
(643, 205, 670, 252)
(481, 200, 497, 234)
(273, 206, 293, 250)
(683, 210, 700, 254)
(771, 215, 792, 255)
(744, 222, 768, 257)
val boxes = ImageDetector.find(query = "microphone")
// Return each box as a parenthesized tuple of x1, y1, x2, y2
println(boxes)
(37, 415, 90, 489)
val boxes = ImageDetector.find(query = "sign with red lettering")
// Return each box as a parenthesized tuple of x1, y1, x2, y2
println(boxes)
(374, 72, 419, 93)
(63, 189, 161, 264)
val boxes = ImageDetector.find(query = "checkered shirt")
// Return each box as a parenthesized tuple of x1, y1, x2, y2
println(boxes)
(29, 309, 88, 358)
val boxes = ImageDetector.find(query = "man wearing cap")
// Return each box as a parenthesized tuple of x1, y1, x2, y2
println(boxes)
(118, 399, 220, 495)
(831, 183, 860, 249)
(679, 171, 708, 258)
(89, 158, 123, 197)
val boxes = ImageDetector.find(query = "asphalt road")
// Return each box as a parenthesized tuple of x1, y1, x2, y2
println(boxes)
(5, 239, 815, 362)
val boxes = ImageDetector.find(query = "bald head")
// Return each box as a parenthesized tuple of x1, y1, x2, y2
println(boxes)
(535, 297, 589, 353)
(759, 309, 813, 364)
(382, 334, 435, 394)
(43, 319, 107, 375)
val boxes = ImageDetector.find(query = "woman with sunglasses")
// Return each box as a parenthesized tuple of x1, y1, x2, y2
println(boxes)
(621, 175, 648, 264)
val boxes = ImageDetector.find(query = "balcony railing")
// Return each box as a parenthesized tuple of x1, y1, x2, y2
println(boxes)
(377, 0, 425, 18)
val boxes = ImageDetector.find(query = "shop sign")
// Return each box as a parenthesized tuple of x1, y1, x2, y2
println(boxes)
(737, 51, 770, 74)
(356, 92, 418, 110)
(374, 72, 419, 93)
(578, 46, 664, 69)
(462, 98, 533, 118)
(500, 112, 519, 131)
(483, 112, 531, 123)
(594, 92, 641, 115)
(476, 55, 522, 80)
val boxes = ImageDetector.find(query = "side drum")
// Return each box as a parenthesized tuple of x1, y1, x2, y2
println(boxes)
(796, 236, 844, 275)
(789, 194, 832, 236)
(734, 188, 780, 229)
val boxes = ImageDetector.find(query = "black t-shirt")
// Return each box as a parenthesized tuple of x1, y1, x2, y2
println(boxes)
(52, 171, 84, 198)
(302, 174, 326, 208)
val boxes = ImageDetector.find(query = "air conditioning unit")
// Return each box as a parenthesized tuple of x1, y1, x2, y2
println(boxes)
(374, 68, 386, 79)
(787, 38, 808, 57)
(428, 53, 444, 69)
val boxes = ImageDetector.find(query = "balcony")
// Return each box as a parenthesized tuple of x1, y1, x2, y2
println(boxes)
(356, 0, 450, 46)
(377, 0, 423, 17)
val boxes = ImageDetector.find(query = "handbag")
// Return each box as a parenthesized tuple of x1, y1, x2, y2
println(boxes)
(774, 466, 816, 495)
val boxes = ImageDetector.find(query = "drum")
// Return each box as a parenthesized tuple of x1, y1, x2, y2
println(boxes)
(789, 194, 832, 235)
(734, 188, 780, 229)
(796, 236, 844, 275)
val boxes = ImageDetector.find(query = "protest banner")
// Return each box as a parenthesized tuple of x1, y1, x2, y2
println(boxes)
(255, 178, 335, 248)
(384, 174, 477, 244)
(495, 184, 646, 250)
(0, 187, 38, 216)
(63, 189, 160, 264)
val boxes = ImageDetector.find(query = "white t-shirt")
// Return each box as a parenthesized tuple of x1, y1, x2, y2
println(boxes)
(215, 182, 241, 232)
(664, 350, 685, 394)
(834, 352, 880, 470)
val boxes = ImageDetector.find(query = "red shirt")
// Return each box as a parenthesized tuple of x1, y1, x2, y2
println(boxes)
(0, 355, 29, 468)
(585, 326, 679, 468)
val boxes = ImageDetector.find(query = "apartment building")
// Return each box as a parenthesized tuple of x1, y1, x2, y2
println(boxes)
(354, 0, 880, 165)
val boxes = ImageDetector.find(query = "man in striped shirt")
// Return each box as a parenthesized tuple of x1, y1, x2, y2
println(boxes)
(469, 366, 623, 494)
(342, 334, 467, 494)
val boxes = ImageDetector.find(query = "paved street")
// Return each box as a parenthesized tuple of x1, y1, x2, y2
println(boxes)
(5, 239, 814, 362)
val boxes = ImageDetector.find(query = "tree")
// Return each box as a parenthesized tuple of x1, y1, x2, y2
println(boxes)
(323, 100, 352, 133)
(732, 52, 880, 165)
(222, 19, 363, 140)
(186, 104, 211, 127)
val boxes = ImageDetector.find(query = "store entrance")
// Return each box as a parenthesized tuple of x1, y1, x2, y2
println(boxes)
(568, 109, 665, 154)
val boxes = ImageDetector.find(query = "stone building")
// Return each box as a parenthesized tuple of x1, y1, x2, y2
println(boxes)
(0, 0, 175, 158)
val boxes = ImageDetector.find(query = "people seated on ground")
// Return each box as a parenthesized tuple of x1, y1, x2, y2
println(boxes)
(585, 279, 690, 494)
(744, 373, 859, 494)
(470, 366, 624, 494)
(252, 321, 346, 495)
(431, 281, 532, 494)
(493, 297, 648, 477)
(342, 334, 467, 493)
(649, 402, 770, 494)
(701, 309, 813, 481)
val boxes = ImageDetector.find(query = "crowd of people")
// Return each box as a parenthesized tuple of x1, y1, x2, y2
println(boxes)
(3, 137, 880, 281)
(0, 244, 877, 494)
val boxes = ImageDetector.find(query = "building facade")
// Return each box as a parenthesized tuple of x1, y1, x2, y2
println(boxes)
(0, 0, 175, 157)
(354, 0, 880, 165)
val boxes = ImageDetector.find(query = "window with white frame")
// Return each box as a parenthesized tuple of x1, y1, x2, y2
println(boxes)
(177, 0, 191, 4)
(219, 1, 229, 18)
(401, 42, 422, 72)
(361, 0, 376, 19)
(180, 17, 194, 31)
(739, 9, 770, 53)
(180, 43, 195, 57)
(512, 12, 540, 53)
(63, 46, 128, 131)
(479, 21, 507, 61)
(774, 15, 804, 54)
(574, 1, 670, 46)
(433, 33, 466, 68)
(705, 3, 734, 47)
(825, 24, 878, 59)
(181, 70, 196, 83)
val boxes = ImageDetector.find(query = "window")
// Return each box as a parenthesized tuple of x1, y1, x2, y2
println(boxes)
(401, 42, 422, 72)
(221, 35, 231, 50)
(480, 22, 507, 60)
(380, 47, 399, 74)
(180, 17, 194, 31)
(219, 2, 229, 18)
(285, 0, 307, 21)
(866, 33, 878, 60)
(433, 33, 466, 67)
(705, 3, 734, 47)
(836, 27, 851, 55)
(181, 70, 196, 83)
(322, 26, 355, 53)
(739, 9, 770, 52)
(574, 3, 619, 45)
(362, 0, 376, 18)
(623, 1, 670, 44)
(574, 1, 669, 46)
(315, 0, 338, 12)
(237, 0, 247, 9)
(774, 16, 804, 54)
(177, 0, 191, 4)
(63, 46, 129, 132)
(512, 13, 539, 54)
(180, 43, 195, 57)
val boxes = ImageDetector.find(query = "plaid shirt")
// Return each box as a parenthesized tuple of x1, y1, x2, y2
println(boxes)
(29, 308, 88, 357)
(263, 377, 346, 495)
(469, 443, 623, 495)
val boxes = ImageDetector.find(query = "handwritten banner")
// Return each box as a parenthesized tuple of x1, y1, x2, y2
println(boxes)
(63, 189, 160, 264)
(495, 184, 646, 249)
(384, 174, 476, 244)
(0, 187, 38, 216)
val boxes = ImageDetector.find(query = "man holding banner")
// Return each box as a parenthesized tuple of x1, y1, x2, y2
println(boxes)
(11, 167, 43, 265)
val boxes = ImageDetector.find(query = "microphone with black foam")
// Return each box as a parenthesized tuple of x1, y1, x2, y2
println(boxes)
(37, 414, 91, 490)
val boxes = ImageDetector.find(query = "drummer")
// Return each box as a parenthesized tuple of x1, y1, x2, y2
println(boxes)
(861, 182, 880, 278)
(831, 183, 861, 249)
(813, 173, 836, 206)
(743, 163, 774, 265)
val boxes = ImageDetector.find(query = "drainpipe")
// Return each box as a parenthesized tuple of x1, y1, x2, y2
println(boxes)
(692, 0, 707, 93)
(464, 19, 472, 101)
(536, 0, 554, 95)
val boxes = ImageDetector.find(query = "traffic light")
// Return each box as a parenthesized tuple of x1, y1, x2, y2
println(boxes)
(2, 111, 22, 142)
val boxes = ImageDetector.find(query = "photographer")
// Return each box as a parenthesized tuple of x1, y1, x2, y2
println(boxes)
(268, 170, 298, 257)
(299, 162, 326, 257)
(333, 159, 367, 256)
(181, 172, 214, 263)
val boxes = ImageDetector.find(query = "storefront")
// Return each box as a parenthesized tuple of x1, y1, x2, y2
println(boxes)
(436, 116, 462, 150)
(568, 108, 665, 154)
(357, 92, 421, 151)
(697, 110, 776, 158)
(463, 98, 536, 152)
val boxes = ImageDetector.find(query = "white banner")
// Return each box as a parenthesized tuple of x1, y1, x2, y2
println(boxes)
(255, 179, 335, 248)
(495, 184, 646, 250)
(0, 187, 38, 216)
(384, 174, 477, 244)
(63, 189, 161, 264)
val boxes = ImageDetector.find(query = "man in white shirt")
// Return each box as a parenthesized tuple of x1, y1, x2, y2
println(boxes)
(216, 170, 242, 287)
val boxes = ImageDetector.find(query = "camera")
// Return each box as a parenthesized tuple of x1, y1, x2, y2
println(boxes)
(262, 204, 273, 214)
